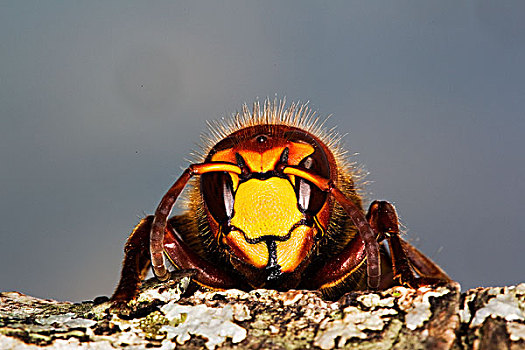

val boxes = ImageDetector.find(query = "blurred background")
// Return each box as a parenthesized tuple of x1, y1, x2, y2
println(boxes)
(1, 1, 524, 302)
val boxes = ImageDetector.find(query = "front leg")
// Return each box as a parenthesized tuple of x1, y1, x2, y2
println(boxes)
(367, 200, 451, 288)
(162, 221, 244, 291)
(111, 215, 242, 303)
(111, 216, 154, 303)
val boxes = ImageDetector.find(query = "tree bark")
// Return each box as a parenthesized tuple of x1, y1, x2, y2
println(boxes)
(1, 272, 524, 349)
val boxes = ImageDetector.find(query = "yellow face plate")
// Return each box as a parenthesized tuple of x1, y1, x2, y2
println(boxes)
(226, 177, 315, 273)
(231, 177, 303, 240)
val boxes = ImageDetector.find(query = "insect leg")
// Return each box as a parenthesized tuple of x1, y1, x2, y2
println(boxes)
(329, 186, 381, 288)
(150, 163, 242, 280)
(281, 165, 380, 289)
(367, 200, 451, 287)
(111, 216, 154, 302)
(112, 214, 244, 303)
(367, 200, 417, 287)
(163, 219, 243, 290)
(400, 238, 452, 284)
(302, 235, 367, 290)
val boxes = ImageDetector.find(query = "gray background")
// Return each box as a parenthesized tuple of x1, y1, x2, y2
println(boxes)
(1, 1, 524, 302)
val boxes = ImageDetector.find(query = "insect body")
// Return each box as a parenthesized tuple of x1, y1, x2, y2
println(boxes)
(111, 101, 451, 302)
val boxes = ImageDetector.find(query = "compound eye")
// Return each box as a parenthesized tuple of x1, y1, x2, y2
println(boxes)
(297, 158, 312, 212)
(201, 172, 235, 224)
(296, 156, 329, 215)
(283, 130, 331, 215)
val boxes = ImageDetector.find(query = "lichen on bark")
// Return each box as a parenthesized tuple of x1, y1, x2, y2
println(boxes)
(1, 272, 524, 349)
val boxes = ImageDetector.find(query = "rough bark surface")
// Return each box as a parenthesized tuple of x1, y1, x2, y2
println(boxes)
(1, 272, 524, 349)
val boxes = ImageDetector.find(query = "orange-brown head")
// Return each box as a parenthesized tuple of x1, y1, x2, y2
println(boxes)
(193, 101, 357, 288)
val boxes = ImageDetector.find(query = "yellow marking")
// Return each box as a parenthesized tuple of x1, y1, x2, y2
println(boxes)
(193, 280, 227, 292)
(210, 141, 315, 172)
(210, 149, 237, 165)
(164, 251, 180, 270)
(275, 225, 314, 273)
(313, 215, 326, 238)
(242, 150, 265, 172)
(287, 142, 315, 166)
(231, 178, 303, 240)
(230, 174, 239, 192)
(225, 230, 268, 268)
(216, 226, 224, 246)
